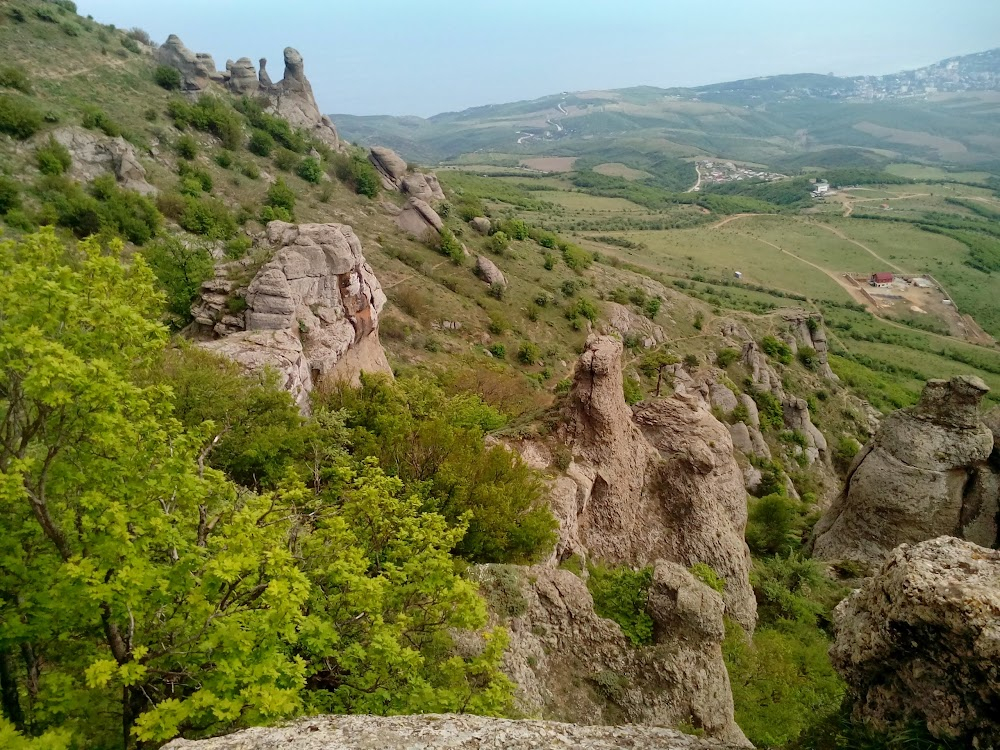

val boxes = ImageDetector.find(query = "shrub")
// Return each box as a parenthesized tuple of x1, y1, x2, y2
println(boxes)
(488, 282, 505, 300)
(623, 376, 643, 405)
(644, 297, 661, 319)
(175, 134, 199, 160)
(487, 312, 509, 335)
(0, 177, 22, 214)
(690, 563, 725, 593)
(746, 494, 807, 556)
(154, 65, 182, 90)
(260, 205, 292, 223)
(683, 353, 699, 369)
(168, 96, 244, 149)
(142, 236, 215, 325)
(2, 208, 35, 231)
(0, 94, 43, 139)
(178, 162, 213, 193)
(587, 564, 654, 646)
(296, 156, 324, 184)
(0, 65, 32, 94)
(331, 151, 382, 198)
(273, 148, 301, 172)
(561, 242, 593, 272)
(266, 178, 296, 214)
(239, 161, 260, 179)
(155, 190, 187, 220)
(432, 228, 465, 263)
(81, 106, 121, 137)
(500, 218, 530, 240)
(475, 565, 527, 620)
(34, 6, 59, 22)
(717, 347, 740, 367)
(517, 341, 541, 365)
(751, 388, 785, 431)
(36, 137, 73, 175)
(490, 231, 510, 254)
(834, 436, 861, 472)
(37, 174, 161, 244)
(569, 297, 599, 323)
(214, 150, 234, 169)
(248, 128, 275, 156)
(126, 27, 152, 45)
(179, 195, 238, 239)
(543, 253, 555, 270)
(120, 36, 141, 54)
(487, 343, 506, 359)
(761, 335, 793, 365)
(234, 96, 308, 152)
(797, 346, 818, 370)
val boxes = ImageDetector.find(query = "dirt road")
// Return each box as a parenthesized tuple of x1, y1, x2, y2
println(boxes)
(710, 213, 757, 229)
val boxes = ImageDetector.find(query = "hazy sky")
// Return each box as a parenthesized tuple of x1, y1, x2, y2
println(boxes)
(78, 1, 1000, 117)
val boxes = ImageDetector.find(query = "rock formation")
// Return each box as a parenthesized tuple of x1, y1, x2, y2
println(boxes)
(161, 714, 749, 750)
(394, 197, 445, 237)
(812, 376, 998, 568)
(489, 564, 750, 746)
(832, 536, 1000, 747)
(51, 127, 155, 195)
(554, 336, 756, 631)
(369, 146, 446, 202)
(469, 216, 492, 235)
(476, 255, 507, 287)
(189, 221, 391, 412)
(156, 38, 338, 149)
(782, 310, 837, 380)
(603, 302, 666, 349)
(401, 172, 446, 202)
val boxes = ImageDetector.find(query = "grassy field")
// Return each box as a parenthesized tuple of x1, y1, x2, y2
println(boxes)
(885, 163, 994, 183)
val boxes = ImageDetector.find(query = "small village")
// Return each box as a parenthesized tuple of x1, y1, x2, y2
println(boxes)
(691, 159, 785, 189)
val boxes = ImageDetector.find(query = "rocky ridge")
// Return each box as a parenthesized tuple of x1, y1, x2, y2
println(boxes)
(812, 376, 998, 568)
(189, 221, 391, 412)
(156, 36, 339, 149)
(162, 715, 748, 750)
(832, 536, 1000, 746)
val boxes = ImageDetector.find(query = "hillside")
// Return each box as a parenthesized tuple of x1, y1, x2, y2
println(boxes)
(332, 48, 1000, 170)
(1, 3, 999, 750)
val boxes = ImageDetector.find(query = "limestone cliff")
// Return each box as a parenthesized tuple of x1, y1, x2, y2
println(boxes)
(157, 36, 339, 149)
(550, 335, 756, 632)
(832, 537, 1000, 747)
(812, 376, 998, 568)
(189, 221, 391, 412)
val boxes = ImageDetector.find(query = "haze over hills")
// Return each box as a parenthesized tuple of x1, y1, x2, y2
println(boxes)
(331, 48, 1000, 168)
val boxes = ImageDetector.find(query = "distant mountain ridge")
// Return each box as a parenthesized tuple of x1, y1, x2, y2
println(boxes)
(330, 48, 1000, 169)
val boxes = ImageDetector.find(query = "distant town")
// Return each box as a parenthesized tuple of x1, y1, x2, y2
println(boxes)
(690, 160, 785, 191)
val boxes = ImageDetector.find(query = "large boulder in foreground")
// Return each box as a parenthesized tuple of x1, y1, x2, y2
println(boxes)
(162, 714, 747, 750)
(832, 537, 1000, 747)
(189, 222, 391, 412)
(557, 336, 755, 632)
(812, 376, 997, 569)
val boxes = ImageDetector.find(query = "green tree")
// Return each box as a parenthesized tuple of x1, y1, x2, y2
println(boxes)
(640, 350, 679, 397)
(296, 157, 324, 184)
(266, 178, 296, 215)
(141, 236, 215, 325)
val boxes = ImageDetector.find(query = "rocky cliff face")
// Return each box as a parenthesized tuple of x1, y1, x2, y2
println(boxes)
(189, 221, 391, 412)
(812, 376, 998, 568)
(551, 335, 756, 632)
(832, 536, 1000, 747)
(157, 36, 339, 148)
(161, 715, 749, 750)
(486, 564, 749, 746)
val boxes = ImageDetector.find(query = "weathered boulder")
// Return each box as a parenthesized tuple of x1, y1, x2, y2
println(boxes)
(783, 396, 828, 465)
(155, 35, 223, 90)
(476, 255, 507, 287)
(470, 216, 492, 235)
(402, 172, 445, 202)
(557, 336, 755, 632)
(162, 714, 749, 750)
(395, 197, 444, 237)
(226, 57, 259, 95)
(369, 146, 409, 189)
(189, 222, 391, 412)
(813, 376, 997, 567)
(50, 126, 156, 195)
(485, 564, 749, 745)
(709, 383, 739, 414)
(603, 302, 665, 348)
(783, 310, 838, 380)
(832, 537, 1000, 747)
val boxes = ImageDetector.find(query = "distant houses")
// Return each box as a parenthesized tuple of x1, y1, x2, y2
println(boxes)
(811, 181, 830, 198)
(870, 272, 894, 287)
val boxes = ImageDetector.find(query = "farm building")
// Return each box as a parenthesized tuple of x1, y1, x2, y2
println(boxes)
(870, 272, 894, 287)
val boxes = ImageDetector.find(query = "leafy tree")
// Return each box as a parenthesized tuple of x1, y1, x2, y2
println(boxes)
(153, 65, 181, 91)
(141, 236, 215, 325)
(640, 350, 678, 397)
(296, 156, 324, 184)
(745, 494, 806, 556)
(587, 564, 654, 645)
(266, 178, 296, 215)
(761, 335, 793, 365)
(248, 128, 275, 156)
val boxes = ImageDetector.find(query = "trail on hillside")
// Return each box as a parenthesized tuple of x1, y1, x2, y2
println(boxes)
(687, 164, 702, 193)
(710, 213, 757, 229)
(37, 57, 128, 80)
(806, 221, 905, 274)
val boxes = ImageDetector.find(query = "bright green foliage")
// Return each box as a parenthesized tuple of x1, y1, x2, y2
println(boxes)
(235, 97, 308, 153)
(490, 230, 510, 253)
(748, 490, 803, 557)
(0, 176, 21, 213)
(622, 376, 643, 405)
(643, 296, 661, 319)
(36, 174, 162, 245)
(35, 137, 72, 176)
(569, 297, 599, 323)
(434, 228, 465, 263)
(142, 236, 215, 325)
(266, 178, 296, 215)
(331, 151, 381, 198)
(750, 388, 785, 430)
(175, 134, 198, 160)
(797, 346, 818, 370)
(0, 232, 513, 747)
(81, 106, 122, 137)
(724, 620, 844, 748)
(752, 555, 845, 629)
(248, 128, 275, 156)
(587, 564, 654, 646)
(500, 219, 529, 241)
(689, 563, 725, 593)
(168, 96, 244, 150)
(178, 194, 237, 239)
(153, 65, 182, 91)
(761, 335, 793, 365)
(0, 94, 43, 139)
(0, 718, 72, 750)
(296, 156, 324, 184)
(324, 374, 557, 563)
(716, 347, 740, 367)
(517, 341, 540, 364)
(561, 242, 593, 272)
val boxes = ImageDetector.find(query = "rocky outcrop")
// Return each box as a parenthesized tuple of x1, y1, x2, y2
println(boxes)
(812, 376, 997, 568)
(476, 255, 507, 287)
(369, 146, 408, 189)
(157, 38, 338, 148)
(832, 537, 1000, 747)
(783, 310, 837, 380)
(50, 126, 155, 195)
(401, 172, 446, 202)
(162, 714, 749, 750)
(189, 221, 390, 412)
(395, 197, 444, 237)
(490, 564, 749, 745)
(470, 216, 492, 235)
(603, 302, 665, 349)
(556, 336, 755, 631)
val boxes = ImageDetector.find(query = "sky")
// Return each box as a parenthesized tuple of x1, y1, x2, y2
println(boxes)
(77, 1, 1000, 117)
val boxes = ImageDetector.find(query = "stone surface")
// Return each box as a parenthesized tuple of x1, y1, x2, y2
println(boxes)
(486, 564, 749, 746)
(603, 302, 665, 348)
(156, 35, 222, 90)
(813, 376, 997, 567)
(396, 197, 444, 237)
(162, 714, 747, 750)
(782, 310, 838, 380)
(710, 383, 739, 414)
(189, 222, 390, 412)
(470, 216, 492, 235)
(369, 146, 409, 189)
(51, 126, 156, 195)
(556, 336, 755, 632)
(832, 537, 1000, 747)
(401, 172, 446, 202)
(476, 255, 507, 287)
